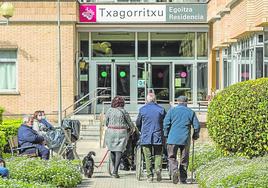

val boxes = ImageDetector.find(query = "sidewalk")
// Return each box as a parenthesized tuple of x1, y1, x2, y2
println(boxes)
(76, 140, 198, 188)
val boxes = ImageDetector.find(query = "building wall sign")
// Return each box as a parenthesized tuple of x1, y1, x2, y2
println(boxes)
(79, 4, 207, 23)
(166, 4, 207, 22)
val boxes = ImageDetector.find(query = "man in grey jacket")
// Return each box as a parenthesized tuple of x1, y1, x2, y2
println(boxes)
(163, 96, 200, 184)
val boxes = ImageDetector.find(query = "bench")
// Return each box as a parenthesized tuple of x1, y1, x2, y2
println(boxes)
(8, 136, 38, 157)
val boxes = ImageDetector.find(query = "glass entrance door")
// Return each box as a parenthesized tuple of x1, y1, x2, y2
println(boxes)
(151, 64, 170, 103)
(115, 64, 130, 101)
(137, 63, 170, 103)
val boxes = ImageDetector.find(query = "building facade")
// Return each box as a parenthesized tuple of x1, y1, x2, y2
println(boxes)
(208, 0, 268, 90)
(0, 0, 267, 116)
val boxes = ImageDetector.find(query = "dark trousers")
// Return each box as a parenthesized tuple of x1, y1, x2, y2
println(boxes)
(24, 144, 50, 160)
(110, 151, 122, 174)
(167, 144, 190, 182)
(36, 144, 50, 160)
(142, 145, 163, 177)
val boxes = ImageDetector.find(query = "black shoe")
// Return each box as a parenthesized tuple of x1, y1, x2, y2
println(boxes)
(180, 180, 187, 184)
(156, 171, 162, 182)
(112, 173, 120, 178)
(172, 171, 179, 184)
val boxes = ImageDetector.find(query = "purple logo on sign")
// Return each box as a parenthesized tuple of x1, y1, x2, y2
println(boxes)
(80, 5, 96, 22)
(180, 72, 187, 78)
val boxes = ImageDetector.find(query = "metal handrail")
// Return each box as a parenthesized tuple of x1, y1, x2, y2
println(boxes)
(63, 87, 111, 118)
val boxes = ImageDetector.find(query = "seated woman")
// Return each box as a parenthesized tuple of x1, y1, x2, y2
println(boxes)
(33, 110, 53, 137)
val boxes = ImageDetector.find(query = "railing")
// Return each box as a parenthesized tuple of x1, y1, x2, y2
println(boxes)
(63, 87, 111, 118)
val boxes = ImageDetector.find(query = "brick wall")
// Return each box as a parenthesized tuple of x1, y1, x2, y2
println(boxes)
(0, 1, 77, 118)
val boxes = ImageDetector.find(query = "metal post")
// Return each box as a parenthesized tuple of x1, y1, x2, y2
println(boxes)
(57, 0, 62, 127)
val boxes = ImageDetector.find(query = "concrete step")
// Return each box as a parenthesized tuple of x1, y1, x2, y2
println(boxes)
(80, 136, 100, 141)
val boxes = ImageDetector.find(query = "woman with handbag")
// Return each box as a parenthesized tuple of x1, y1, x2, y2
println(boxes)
(104, 96, 135, 178)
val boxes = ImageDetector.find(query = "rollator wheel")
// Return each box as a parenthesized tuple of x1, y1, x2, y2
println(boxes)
(135, 146, 142, 181)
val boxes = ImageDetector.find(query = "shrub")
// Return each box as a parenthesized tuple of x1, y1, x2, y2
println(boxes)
(196, 155, 268, 188)
(188, 143, 222, 171)
(207, 78, 268, 157)
(0, 131, 6, 151)
(0, 107, 4, 124)
(0, 119, 22, 139)
(6, 157, 82, 187)
(0, 119, 21, 152)
(0, 178, 53, 187)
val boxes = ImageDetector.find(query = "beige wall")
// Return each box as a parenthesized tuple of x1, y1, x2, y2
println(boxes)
(0, 1, 77, 117)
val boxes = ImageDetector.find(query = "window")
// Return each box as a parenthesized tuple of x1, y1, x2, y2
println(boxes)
(92, 32, 135, 59)
(256, 47, 263, 78)
(197, 63, 208, 101)
(138, 33, 148, 60)
(0, 50, 17, 92)
(151, 32, 195, 59)
(197, 32, 208, 59)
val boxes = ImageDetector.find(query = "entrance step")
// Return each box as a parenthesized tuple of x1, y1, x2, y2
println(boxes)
(70, 114, 103, 143)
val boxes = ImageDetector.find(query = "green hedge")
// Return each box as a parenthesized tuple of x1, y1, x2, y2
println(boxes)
(0, 107, 4, 124)
(0, 119, 21, 152)
(7, 157, 82, 187)
(196, 155, 268, 188)
(0, 178, 53, 188)
(207, 78, 268, 157)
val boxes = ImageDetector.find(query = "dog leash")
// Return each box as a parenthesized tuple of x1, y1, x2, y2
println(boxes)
(94, 150, 109, 168)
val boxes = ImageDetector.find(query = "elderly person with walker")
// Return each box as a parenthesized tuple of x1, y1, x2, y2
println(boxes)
(163, 96, 200, 184)
(104, 96, 135, 178)
(136, 93, 166, 183)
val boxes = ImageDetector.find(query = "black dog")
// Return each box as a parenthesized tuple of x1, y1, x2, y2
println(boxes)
(82, 151, 96, 178)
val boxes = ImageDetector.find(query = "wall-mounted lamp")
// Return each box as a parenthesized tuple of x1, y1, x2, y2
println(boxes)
(0, 2, 15, 25)
(78, 52, 88, 71)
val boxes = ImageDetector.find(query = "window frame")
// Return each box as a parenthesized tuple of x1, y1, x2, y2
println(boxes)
(0, 49, 18, 94)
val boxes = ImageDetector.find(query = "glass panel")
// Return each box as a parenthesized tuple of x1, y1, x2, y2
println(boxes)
(0, 50, 17, 59)
(151, 65, 169, 103)
(197, 32, 208, 58)
(79, 33, 89, 57)
(92, 32, 135, 58)
(151, 32, 195, 58)
(197, 63, 208, 101)
(264, 43, 268, 59)
(97, 65, 111, 103)
(138, 33, 148, 59)
(264, 62, 268, 77)
(116, 65, 130, 101)
(79, 61, 89, 96)
(80, 41, 89, 58)
(223, 60, 228, 87)
(0, 62, 16, 90)
(265, 32, 268, 42)
(137, 63, 146, 103)
(216, 60, 220, 90)
(241, 64, 249, 82)
(256, 47, 263, 78)
(174, 64, 192, 101)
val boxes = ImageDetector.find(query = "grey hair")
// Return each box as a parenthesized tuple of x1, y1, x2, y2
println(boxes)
(146, 93, 156, 103)
(23, 115, 32, 124)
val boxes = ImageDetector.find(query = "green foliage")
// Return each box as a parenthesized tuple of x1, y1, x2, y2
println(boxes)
(0, 178, 53, 188)
(6, 157, 82, 187)
(0, 119, 21, 152)
(196, 155, 268, 188)
(0, 131, 6, 154)
(188, 143, 222, 171)
(207, 78, 268, 158)
(0, 106, 4, 124)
